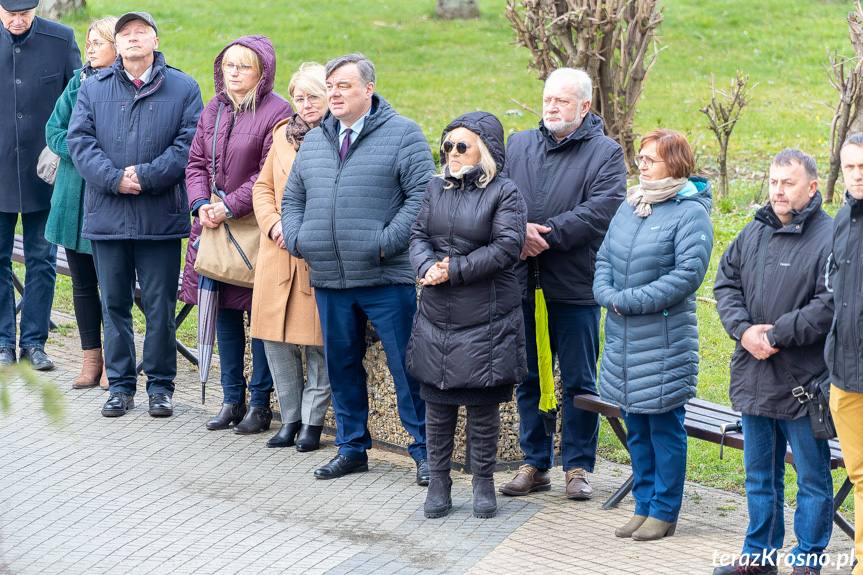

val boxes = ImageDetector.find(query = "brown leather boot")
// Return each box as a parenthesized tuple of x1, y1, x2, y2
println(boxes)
(72, 348, 103, 389)
(99, 357, 109, 389)
(498, 464, 551, 496)
(615, 514, 647, 537)
(631, 517, 677, 541)
(565, 468, 593, 500)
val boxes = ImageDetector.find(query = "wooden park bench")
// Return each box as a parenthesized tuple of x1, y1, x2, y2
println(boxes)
(11, 234, 198, 372)
(573, 393, 854, 539)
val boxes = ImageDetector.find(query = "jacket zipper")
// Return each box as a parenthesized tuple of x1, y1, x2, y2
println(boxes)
(621, 217, 647, 400)
(439, 182, 463, 387)
(117, 103, 125, 141)
(147, 102, 153, 141)
(331, 130, 348, 287)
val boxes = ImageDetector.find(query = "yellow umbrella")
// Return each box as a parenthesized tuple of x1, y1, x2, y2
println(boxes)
(535, 269, 558, 436)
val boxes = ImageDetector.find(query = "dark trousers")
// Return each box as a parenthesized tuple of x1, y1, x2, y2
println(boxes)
(65, 248, 102, 350)
(92, 239, 180, 397)
(314, 285, 426, 462)
(622, 406, 687, 523)
(0, 210, 56, 350)
(216, 308, 273, 408)
(427, 401, 499, 480)
(516, 298, 600, 472)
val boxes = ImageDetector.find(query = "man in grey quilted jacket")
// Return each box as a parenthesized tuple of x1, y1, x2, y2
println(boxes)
(282, 53, 435, 482)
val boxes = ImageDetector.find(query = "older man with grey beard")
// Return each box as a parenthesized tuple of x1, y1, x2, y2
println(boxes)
(500, 67, 627, 501)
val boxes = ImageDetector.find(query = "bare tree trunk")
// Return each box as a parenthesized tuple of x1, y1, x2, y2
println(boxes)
(37, 0, 85, 21)
(436, 0, 480, 19)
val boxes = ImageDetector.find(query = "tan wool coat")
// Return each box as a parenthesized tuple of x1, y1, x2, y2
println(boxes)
(250, 118, 324, 345)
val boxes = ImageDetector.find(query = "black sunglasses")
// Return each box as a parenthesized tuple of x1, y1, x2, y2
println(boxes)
(442, 141, 470, 154)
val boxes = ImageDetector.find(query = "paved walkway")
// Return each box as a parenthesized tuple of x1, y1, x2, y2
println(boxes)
(0, 316, 855, 574)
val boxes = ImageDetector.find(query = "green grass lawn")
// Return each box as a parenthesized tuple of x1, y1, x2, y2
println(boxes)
(51, 0, 854, 511)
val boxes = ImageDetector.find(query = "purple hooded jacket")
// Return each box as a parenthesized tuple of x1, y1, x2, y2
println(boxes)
(179, 35, 293, 311)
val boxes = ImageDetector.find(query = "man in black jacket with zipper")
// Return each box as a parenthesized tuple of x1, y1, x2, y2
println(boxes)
(500, 67, 626, 501)
(826, 133, 863, 575)
(714, 149, 834, 575)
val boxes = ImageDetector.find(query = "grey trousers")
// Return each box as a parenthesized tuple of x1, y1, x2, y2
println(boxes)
(262, 340, 331, 426)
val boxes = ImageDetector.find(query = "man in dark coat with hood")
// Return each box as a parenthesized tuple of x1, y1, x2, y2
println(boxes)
(282, 53, 435, 482)
(68, 12, 202, 419)
(713, 149, 834, 575)
(500, 67, 627, 501)
(0, 0, 79, 370)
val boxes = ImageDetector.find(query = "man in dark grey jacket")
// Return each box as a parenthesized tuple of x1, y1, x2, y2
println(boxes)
(499, 68, 626, 500)
(282, 53, 435, 482)
(826, 133, 863, 575)
(0, 0, 79, 370)
(713, 149, 834, 575)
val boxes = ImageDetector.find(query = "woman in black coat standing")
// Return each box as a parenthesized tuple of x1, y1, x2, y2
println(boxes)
(407, 111, 527, 519)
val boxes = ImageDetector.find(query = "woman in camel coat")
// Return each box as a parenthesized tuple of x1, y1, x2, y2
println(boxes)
(251, 62, 330, 451)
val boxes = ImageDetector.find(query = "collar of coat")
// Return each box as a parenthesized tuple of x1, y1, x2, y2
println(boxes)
(754, 190, 824, 233)
(537, 112, 604, 151)
(98, 51, 168, 97)
(846, 191, 863, 214)
(319, 93, 395, 148)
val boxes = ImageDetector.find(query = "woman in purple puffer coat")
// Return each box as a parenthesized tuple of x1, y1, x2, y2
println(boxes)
(179, 35, 293, 433)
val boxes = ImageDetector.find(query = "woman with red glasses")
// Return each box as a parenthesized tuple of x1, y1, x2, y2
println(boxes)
(407, 111, 527, 519)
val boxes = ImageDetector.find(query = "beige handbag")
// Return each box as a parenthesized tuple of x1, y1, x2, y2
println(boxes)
(37, 146, 60, 185)
(193, 103, 260, 288)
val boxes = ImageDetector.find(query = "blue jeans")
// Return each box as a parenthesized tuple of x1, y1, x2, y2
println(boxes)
(217, 308, 273, 408)
(315, 285, 426, 463)
(0, 210, 57, 350)
(622, 406, 687, 523)
(516, 298, 600, 471)
(741, 414, 834, 568)
(92, 239, 180, 397)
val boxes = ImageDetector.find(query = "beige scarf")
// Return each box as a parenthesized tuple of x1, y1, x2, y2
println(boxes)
(627, 176, 689, 218)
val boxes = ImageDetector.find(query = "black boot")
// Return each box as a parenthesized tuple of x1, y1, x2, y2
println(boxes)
(267, 420, 302, 448)
(424, 472, 453, 518)
(467, 403, 500, 518)
(206, 403, 247, 430)
(295, 424, 324, 452)
(233, 406, 273, 435)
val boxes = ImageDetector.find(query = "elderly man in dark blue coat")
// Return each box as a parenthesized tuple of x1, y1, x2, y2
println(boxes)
(68, 12, 202, 419)
(500, 67, 627, 501)
(0, 0, 79, 370)
(282, 53, 435, 482)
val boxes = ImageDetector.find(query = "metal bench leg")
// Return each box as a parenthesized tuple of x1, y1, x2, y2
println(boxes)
(134, 302, 199, 374)
(602, 416, 634, 509)
(12, 272, 59, 330)
(834, 477, 855, 539)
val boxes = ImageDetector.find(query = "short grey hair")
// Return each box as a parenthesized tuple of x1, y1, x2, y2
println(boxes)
(772, 148, 817, 181)
(326, 53, 376, 86)
(545, 68, 592, 104)
(841, 132, 863, 153)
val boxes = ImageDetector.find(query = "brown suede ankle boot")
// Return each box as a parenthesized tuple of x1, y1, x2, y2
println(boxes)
(72, 349, 103, 389)
(99, 357, 109, 389)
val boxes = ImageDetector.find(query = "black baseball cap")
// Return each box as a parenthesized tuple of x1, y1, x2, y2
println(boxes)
(115, 11, 157, 36)
(0, 0, 39, 10)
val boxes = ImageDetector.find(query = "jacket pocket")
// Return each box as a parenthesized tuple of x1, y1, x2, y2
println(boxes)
(40, 72, 61, 84)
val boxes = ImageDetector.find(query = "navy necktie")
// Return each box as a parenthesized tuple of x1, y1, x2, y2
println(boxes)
(339, 128, 352, 161)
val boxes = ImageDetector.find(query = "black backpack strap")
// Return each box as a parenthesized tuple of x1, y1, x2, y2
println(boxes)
(210, 102, 224, 197)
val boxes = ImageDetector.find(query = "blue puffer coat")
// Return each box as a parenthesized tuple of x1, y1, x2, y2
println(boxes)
(67, 51, 203, 240)
(281, 93, 436, 288)
(593, 178, 714, 414)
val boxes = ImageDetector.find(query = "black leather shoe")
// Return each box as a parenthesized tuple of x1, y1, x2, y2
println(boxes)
(148, 393, 173, 417)
(101, 393, 134, 417)
(19, 348, 54, 371)
(295, 424, 323, 452)
(0, 348, 14, 366)
(233, 406, 272, 435)
(416, 459, 430, 486)
(206, 403, 247, 430)
(314, 454, 368, 479)
(267, 420, 302, 447)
